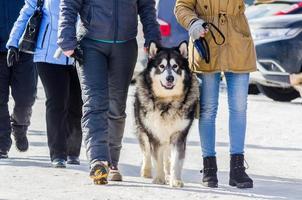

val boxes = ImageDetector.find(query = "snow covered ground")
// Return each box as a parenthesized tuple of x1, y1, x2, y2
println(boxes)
(0, 80, 302, 200)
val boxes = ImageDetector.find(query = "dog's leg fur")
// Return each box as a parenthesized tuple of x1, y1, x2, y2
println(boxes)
(170, 137, 186, 188)
(139, 134, 152, 178)
(152, 146, 166, 185)
(163, 144, 171, 184)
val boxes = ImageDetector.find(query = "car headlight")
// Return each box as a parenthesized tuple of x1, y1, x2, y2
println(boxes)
(251, 28, 301, 41)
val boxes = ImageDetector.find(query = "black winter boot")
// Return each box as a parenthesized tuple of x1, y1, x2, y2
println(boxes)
(201, 156, 218, 188)
(12, 131, 29, 152)
(229, 154, 253, 188)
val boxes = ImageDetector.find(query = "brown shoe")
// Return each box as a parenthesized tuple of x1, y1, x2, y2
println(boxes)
(108, 166, 123, 181)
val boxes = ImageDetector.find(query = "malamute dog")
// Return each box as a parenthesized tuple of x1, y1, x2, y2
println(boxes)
(134, 42, 199, 188)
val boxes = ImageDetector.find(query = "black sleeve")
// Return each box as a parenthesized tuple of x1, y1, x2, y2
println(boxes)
(57, 0, 83, 51)
(138, 0, 161, 47)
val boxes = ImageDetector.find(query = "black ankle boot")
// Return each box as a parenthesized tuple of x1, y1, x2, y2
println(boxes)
(12, 131, 28, 152)
(229, 154, 253, 188)
(201, 156, 218, 188)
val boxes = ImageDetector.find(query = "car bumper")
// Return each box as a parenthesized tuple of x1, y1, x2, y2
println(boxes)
(250, 61, 291, 88)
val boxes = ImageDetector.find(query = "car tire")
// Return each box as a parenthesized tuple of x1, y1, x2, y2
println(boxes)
(256, 84, 300, 102)
(248, 84, 260, 95)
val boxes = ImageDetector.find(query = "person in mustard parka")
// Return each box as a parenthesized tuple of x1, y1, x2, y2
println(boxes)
(175, 0, 256, 189)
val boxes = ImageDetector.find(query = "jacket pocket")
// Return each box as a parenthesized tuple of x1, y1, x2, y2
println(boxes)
(231, 16, 251, 38)
(40, 24, 49, 48)
(36, 23, 49, 49)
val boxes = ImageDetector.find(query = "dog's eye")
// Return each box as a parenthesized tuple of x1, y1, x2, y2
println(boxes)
(172, 64, 178, 69)
(159, 64, 165, 69)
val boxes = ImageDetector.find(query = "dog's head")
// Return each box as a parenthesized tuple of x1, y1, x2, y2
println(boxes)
(144, 41, 191, 99)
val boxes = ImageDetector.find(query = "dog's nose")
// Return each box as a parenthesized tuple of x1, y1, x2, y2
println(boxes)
(166, 75, 174, 83)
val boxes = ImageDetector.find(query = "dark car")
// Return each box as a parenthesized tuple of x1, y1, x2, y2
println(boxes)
(249, 15, 302, 101)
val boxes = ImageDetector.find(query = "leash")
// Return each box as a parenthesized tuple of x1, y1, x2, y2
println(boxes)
(193, 22, 225, 64)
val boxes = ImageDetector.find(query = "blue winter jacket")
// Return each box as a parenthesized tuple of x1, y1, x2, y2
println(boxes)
(0, 0, 24, 52)
(6, 0, 73, 66)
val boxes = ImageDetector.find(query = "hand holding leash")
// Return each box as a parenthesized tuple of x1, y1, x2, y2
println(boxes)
(189, 19, 208, 40)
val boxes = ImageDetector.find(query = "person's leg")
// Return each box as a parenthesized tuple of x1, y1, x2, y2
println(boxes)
(108, 39, 138, 169)
(198, 73, 221, 157)
(10, 53, 37, 152)
(0, 54, 12, 156)
(198, 72, 221, 188)
(77, 38, 110, 165)
(66, 66, 83, 164)
(37, 63, 70, 162)
(225, 72, 249, 155)
(225, 72, 253, 188)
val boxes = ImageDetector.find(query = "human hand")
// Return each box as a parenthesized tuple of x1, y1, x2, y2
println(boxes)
(189, 19, 208, 41)
(63, 50, 74, 57)
(7, 47, 20, 67)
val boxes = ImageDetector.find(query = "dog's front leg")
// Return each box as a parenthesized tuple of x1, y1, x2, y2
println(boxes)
(163, 145, 171, 184)
(140, 134, 152, 178)
(170, 142, 185, 188)
(152, 146, 166, 185)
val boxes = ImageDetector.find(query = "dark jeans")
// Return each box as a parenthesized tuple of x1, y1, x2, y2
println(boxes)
(37, 63, 82, 161)
(78, 38, 137, 166)
(0, 52, 37, 152)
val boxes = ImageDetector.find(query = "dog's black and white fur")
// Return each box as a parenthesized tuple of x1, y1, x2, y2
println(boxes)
(134, 42, 199, 187)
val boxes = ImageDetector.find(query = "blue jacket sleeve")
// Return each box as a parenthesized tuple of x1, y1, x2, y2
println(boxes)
(6, 0, 36, 49)
(57, 0, 83, 51)
(138, 0, 161, 47)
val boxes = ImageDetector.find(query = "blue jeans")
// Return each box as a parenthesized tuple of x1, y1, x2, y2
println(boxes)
(198, 72, 250, 157)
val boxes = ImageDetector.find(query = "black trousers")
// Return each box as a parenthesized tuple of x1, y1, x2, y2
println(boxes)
(78, 38, 137, 166)
(0, 52, 37, 152)
(37, 63, 82, 161)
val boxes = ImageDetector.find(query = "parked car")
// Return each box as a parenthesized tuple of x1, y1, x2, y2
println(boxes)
(245, 0, 255, 5)
(249, 15, 302, 101)
(246, 0, 302, 20)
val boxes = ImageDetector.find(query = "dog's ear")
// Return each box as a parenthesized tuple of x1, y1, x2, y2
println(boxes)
(148, 41, 160, 59)
(178, 41, 188, 58)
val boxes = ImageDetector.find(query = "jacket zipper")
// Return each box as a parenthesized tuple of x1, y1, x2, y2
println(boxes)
(113, 0, 118, 43)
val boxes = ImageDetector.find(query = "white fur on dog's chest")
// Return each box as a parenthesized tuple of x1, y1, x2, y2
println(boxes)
(143, 109, 190, 143)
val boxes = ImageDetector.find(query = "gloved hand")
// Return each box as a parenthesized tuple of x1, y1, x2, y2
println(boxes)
(71, 45, 84, 65)
(7, 47, 20, 67)
(189, 19, 207, 41)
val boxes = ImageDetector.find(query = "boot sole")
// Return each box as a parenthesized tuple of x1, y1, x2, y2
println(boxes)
(67, 160, 80, 165)
(52, 164, 66, 168)
(202, 181, 218, 188)
(90, 164, 109, 185)
(229, 179, 253, 188)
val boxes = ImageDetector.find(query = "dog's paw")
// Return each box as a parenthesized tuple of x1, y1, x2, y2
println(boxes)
(170, 179, 184, 188)
(152, 176, 166, 185)
(165, 175, 170, 185)
(141, 168, 152, 178)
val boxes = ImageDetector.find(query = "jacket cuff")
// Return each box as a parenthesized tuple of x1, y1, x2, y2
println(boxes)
(6, 38, 19, 49)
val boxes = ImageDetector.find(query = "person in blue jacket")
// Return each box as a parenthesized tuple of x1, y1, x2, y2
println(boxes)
(0, 0, 37, 159)
(7, 0, 83, 167)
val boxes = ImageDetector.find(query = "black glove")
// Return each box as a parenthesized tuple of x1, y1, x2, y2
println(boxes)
(71, 45, 84, 65)
(7, 47, 20, 67)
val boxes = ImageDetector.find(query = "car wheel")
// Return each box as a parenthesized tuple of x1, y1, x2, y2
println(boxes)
(256, 84, 300, 102)
(248, 84, 260, 95)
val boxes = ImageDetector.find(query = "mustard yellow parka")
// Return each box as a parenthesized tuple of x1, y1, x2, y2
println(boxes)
(175, 0, 257, 73)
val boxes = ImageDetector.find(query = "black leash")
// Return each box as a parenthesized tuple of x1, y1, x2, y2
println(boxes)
(193, 22, 225, 64)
